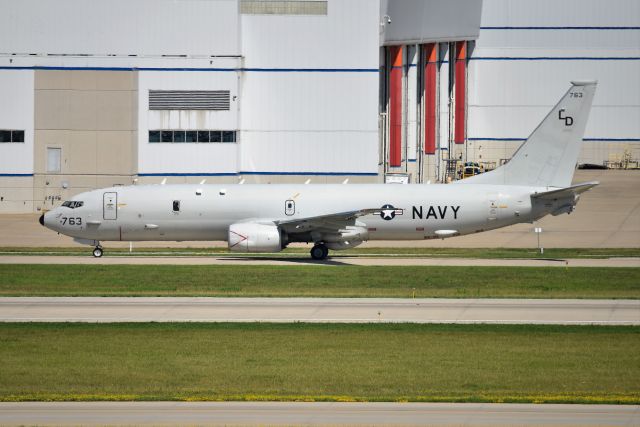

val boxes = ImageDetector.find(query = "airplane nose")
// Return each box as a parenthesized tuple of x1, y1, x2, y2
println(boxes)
(39, 213, 45, 226)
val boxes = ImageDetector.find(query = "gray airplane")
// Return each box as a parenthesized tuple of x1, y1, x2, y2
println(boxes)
(41, 81, 598, 260)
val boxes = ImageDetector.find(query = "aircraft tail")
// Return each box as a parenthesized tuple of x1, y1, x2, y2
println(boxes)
(458, 80, 597, 188)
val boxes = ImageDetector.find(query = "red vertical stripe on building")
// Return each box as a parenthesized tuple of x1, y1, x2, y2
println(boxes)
(423, 43, 437, 155)
(389, 46, 403, 167)
(454, 41, 466, 145)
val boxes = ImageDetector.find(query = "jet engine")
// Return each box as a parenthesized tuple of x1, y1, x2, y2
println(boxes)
(228, 222, 284, 253)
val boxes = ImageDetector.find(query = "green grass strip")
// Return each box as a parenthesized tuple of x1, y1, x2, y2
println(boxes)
(1, 247, 639, 258)
(0, 323, 638, 404)
(0, 264, 638, 298)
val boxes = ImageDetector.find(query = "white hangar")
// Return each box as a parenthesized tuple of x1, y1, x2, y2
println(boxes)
(0, 0, 638, 213)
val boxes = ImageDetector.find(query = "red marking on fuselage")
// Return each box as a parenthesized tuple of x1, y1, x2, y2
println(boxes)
(229, 230, 248, 249)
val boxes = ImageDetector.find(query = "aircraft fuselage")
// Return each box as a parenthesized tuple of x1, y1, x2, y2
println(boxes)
(42, 183, 551, 244)
(39, 81, 598, 259)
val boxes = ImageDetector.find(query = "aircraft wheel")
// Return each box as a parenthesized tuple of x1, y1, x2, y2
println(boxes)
(310, 244, 328, 260)
(92, 247, 103, 258)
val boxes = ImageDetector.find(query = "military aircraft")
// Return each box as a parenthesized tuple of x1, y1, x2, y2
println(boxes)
(40, 81, 598, 260)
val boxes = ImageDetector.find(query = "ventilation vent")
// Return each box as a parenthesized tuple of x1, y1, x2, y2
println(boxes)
(149, 90, 231, 110)
(240, 0, 327, 15)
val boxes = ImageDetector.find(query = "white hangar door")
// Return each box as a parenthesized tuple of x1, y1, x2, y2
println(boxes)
(103, 192, 118, 220)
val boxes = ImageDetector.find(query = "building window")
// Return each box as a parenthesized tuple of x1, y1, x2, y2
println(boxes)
(149, 130, 237, 143)
(222, 131, 236, 143)
(161, 130, 173, 142)
(197, 131, 210, 143)
(173, 130, 186, 143)
(186, 131, 197, 142)
(0, 129, 25, 143)
(47, 147, 61, 173)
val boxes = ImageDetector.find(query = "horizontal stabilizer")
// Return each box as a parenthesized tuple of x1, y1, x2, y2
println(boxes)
(531, 181, 599, 200)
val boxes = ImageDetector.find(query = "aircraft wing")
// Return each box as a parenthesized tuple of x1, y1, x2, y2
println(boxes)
(275, 209, 380, 233)
(531, 181, 599, 200)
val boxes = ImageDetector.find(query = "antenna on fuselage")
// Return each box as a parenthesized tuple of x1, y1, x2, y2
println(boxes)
(160, 178, 167, 185)
(199, 179, 206, 185)
(342, 179, 349, 184)
(304, 179, 311, 184)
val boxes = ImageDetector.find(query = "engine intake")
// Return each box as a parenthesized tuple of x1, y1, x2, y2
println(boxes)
(228, 222, 283, 253)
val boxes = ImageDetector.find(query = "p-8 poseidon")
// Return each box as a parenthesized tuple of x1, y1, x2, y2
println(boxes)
(41, 81, 598, 260)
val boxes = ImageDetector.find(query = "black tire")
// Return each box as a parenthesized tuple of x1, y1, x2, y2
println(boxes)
(310, 244, 328, 260)
(92, 247, 103, 258)
(321, 244, 329, 259)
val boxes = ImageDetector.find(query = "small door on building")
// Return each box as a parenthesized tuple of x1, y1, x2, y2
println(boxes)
(285, 199, 295, 216)
(103, 192, 117, 220)
(46, 147, 61, 173)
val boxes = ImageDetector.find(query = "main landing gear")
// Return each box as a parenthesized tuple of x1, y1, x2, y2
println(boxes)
(310, 243, 329, 261)
(92, 245, 103, 258)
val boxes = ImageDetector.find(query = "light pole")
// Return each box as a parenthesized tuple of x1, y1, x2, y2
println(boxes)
(534, 227, 543, 255)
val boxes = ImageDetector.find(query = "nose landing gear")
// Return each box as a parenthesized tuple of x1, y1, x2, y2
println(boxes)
(310, 243, 329, 260)
(92, 245, 103, 258)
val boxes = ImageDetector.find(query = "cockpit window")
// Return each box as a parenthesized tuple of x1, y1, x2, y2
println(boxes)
(62, 201, 84, 209)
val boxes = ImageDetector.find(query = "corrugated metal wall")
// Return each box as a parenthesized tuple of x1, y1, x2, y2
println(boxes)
(0, 71, 33, 175)
(0, 0, 240, 56)
(138, 68, 241, 176)
(238, 0, 380, 177)
(1, 0, 638, 213)
(467, 0, 640, 167)
(380, 0, 482, 45)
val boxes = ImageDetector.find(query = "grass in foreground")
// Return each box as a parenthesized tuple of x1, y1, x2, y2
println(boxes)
(1, 247, 639, 259)
(0, 323, 638, 403)
(0, 265, 638, 298)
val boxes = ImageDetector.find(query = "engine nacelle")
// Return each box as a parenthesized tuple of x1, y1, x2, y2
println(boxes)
(228, 222, 283, 253)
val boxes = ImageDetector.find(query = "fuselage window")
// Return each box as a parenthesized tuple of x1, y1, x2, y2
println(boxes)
(62, 201, 84, 209)
(173, 200, 180, 212)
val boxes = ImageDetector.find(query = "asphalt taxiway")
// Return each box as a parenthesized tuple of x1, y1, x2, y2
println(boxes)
(1, 297, 638, 324)
(0, 402, 638, 426)
(0, 254, 638, 267)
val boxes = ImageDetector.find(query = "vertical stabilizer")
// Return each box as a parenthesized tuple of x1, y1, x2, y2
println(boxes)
(459, 81, 597, 187)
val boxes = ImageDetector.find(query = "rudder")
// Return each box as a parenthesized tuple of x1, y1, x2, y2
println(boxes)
(458, 81, 597, 188)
